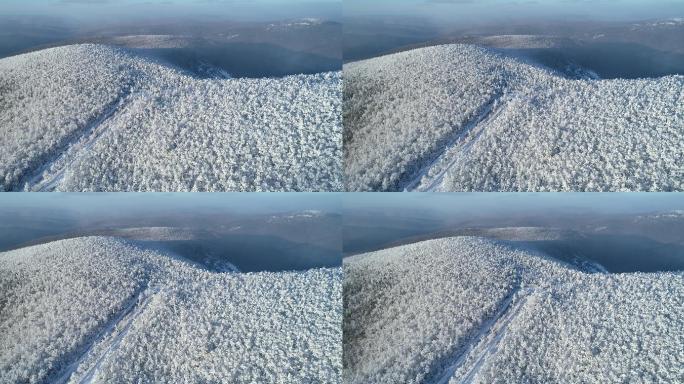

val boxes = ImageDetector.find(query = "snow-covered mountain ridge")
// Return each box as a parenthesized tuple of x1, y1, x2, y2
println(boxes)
(343, 236, 684, 383)
(0, 44, 342, 192)
(0, 236, 342, 383)
(344, 44, 684, 192)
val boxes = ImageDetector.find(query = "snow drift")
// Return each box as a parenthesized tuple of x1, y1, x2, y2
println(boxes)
(0, 44, 342, 191)
(0, 237, 341, 383)
(343, 236, 684, 383)
(344, 44, 684, 191)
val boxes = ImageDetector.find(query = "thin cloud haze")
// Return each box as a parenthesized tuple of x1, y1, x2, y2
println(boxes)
(2, 0, 341, 22)
(345, 0, 684, 25)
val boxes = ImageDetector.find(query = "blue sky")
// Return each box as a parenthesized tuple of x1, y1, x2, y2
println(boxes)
(0, 0, 341, 21)
(344, 0, 684, 23)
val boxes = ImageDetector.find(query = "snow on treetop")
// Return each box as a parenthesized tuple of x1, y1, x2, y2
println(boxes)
(0, 44, 342, 192)
(344, 236, 684, 384)
(344, 43, 684, 192)
(0, 236, 342, 383)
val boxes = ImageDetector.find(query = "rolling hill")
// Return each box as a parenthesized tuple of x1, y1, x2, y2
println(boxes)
(0, 236, 341, 383)
(343, 236, 684, 383)
(0, 44, 342, 192)
(344, 44, 684, 192)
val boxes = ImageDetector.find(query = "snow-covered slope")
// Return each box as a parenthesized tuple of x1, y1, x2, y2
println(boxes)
(344, 44, 684, 191)
(0, 44, 342, 191)
(343, 237, 684, 383)
(0, 237, 341, 383)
